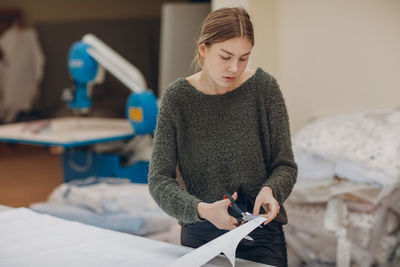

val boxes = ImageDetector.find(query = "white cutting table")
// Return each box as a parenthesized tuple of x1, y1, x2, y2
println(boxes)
(0, 117, 139, 181)
(0, 208, 269, 267)
(0, 117, 134, 148)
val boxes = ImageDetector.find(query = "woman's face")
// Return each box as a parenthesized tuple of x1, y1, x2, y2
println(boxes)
(200, 37, 252, 89)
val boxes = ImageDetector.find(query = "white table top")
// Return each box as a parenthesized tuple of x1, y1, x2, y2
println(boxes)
(0, 208, 268, 267)
(0, 117, 134, 148)
(0, 205, 11, 211)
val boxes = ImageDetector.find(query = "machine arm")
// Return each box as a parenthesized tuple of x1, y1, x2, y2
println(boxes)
(66, 34, 158, 135)
(82, 34, 146, 94)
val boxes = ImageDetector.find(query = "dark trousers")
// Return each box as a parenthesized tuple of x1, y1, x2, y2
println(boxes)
(181, 220, 288, 267)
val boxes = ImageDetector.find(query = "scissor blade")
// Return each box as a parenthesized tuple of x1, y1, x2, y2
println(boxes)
(243, 212, 260, 221)
(243, 235, 254, 241)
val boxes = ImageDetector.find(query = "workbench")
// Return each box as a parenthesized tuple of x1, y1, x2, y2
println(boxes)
(0, 117, 147, 182)
(0, 208, 269, 266)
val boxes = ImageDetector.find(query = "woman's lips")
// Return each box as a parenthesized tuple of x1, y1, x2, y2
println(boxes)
(223, 76, 235, 82)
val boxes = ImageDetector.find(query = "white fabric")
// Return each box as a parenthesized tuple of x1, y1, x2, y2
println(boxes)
(0, 208, 263, 267)
(293, 107, 400, 201)
(287, 108, 400, 266)
(93, 134, 153, 165)
(324, 198, 351, 267)
(30, 202, 174, 236)
(48, 178, 159, 214)
(168, 216, 268, 267)
(293, 107, 400, 182)
(289, 178, 380, 204)
(285, 194, 400, 266)
(0, 24, 45, 122)
(293, 147, 335, 181)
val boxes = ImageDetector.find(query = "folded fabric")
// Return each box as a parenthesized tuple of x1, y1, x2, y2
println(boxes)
(290, 178, 379, 204)
(30, 202, 174, 236)
(288, 107, 400, 266)
(293, 107, 400, 201)
(293, 148, 335, 181)
(293, 107, 400, 184)
(48, 177, 159, 213)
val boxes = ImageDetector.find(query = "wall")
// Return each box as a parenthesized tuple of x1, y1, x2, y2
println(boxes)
(248, 0, 277, 76)
(276, 0, 400, 133)
(213, 0, 400, 133)
(158, 2, 210, 96)
(0, 0, 187, 26)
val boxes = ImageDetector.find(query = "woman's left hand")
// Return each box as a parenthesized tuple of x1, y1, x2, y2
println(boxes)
(253, 186, 280, 225)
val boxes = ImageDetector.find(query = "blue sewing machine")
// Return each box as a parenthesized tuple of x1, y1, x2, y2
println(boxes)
(0, 34, 158, 183)
(66, 33, 158, 135)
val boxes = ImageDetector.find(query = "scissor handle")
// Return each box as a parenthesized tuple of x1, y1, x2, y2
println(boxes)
(224, 193, 246, 217)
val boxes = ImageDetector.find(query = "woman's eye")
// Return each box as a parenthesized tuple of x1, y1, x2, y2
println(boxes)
(220, 56, 230, 60)
(240, 58, 248, 62)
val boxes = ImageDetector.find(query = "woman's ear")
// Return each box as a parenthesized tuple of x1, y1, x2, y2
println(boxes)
(198, 43, 206, 58)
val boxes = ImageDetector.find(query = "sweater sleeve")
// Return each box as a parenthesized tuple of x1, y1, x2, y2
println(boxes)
(262, 77, 298, 205)
(148, 89, 203, 225)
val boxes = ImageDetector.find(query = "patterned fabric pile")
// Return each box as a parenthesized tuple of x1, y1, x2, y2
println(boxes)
(286, 107, 400, 266)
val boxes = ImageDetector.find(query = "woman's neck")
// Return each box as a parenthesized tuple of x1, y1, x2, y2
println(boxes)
(186, 68, 255, 95)
(199, 70, 237, 95)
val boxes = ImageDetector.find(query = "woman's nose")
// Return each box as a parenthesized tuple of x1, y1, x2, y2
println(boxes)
(229, 62, 238, 73)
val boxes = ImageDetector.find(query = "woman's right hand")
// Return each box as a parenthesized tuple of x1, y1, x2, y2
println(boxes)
(197, 192, 238, 230)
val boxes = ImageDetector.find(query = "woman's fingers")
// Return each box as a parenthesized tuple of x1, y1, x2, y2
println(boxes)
(252, 197, 262, 215)
(215, 214, 238, 230)
(263, 202, 279, 225)
(209, 198, 239, 230)
(252, 187, 281, 225)
(232, 192, 238, 200)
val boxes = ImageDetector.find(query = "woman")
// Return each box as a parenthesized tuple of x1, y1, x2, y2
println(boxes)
(148, 7, 297, 267)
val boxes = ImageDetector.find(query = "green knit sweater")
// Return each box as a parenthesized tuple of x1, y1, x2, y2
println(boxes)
(148, 68, 297, 225)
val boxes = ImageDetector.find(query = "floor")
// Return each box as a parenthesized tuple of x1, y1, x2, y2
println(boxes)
(0, 143, 63, 207)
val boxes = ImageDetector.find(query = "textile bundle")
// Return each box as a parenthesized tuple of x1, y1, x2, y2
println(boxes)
(286, 107, 400, 266)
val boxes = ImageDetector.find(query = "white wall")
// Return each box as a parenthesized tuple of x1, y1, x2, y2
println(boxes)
(158, 2, 210, 96)
(212, 0, 250, 12)
(248, 0, 278, 76)
(213, 0, 400, 133)
(277, 0, 400, 133)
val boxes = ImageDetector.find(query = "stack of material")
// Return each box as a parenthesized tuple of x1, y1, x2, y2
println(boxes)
(31, 177, 178, 242)
(285, 107, 400, 267)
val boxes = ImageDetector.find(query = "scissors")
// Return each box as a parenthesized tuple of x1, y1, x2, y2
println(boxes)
(224, 193, 260, 224)
(224, 193, 262, 242)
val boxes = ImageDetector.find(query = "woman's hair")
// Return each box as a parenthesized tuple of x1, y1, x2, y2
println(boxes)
(192, 7, 254, 71)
